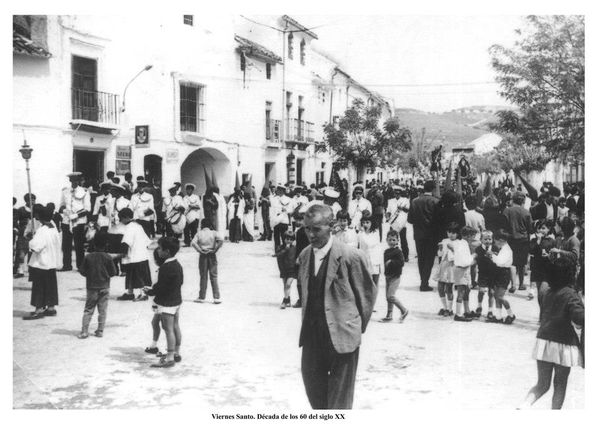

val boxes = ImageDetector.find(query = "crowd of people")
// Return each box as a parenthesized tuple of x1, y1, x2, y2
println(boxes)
(12, 159, 585, 406)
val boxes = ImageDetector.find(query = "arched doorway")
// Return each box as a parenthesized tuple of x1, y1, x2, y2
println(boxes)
(180, 147, 232, 195)
(144, 154, 162, 188)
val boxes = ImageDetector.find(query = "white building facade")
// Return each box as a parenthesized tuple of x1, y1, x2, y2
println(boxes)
(13, 15, 393, 204)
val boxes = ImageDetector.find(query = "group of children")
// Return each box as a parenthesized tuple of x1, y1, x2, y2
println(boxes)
(434, 223, 516, 323)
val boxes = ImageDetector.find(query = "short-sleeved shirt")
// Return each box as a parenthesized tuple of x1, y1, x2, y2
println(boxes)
(193, 228, 221, 252)
(121, 221, 151, 264)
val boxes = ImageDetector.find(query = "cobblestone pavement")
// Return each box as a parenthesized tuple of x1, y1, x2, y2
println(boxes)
(13, 227, 584, 410)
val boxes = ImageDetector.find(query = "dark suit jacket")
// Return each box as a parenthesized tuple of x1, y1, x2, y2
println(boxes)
(298, 238, 376, 354)
(407, 194, 439, 240)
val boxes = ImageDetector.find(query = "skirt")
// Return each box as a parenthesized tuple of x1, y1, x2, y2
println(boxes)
(30, 267, 58, 308)
(532, 338, 582, 368)
(124, 260, 152, 289)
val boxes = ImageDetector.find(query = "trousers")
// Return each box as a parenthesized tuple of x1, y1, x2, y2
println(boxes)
(184, 219, 199, 245)
(82, 288, 109, 332)
(199, 252, 219, 299)
(415, 237, 436, 288)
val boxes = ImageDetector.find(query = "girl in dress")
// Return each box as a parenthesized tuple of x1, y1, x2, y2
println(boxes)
(435, 222, 460, 317)
(358, 213, 383, 286)
(519, 258, 584, 409)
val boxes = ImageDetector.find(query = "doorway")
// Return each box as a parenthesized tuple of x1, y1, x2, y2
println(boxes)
(296, 158, 304, 185)
(73, 149, 104, 185)
(144, 154, 162, 188)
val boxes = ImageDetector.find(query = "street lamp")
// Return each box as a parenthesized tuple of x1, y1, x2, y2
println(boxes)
(120, 64, 153, 112)
(19, 136, 34, 232)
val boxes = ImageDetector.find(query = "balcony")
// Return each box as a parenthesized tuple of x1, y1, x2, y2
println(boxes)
(266, 119, 281, 146)
(285, 118, 314, 143)
(71, 88, 120, 133)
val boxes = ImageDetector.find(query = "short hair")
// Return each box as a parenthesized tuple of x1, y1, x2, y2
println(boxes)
(38, 205, 53, 222)
(461, 226, 478, 238)
(93, 232, 108, 250)
(360, 214, 373, 224)
(106, 171, 115, 178)
(481, 230, 493, 239)
(465, 196, 477, 210)
(535, 219, 554, 231)
(494, 229, 509, 241)
(46, 202, 55, 212)
(292, 210, 305, 221)
(158, 236, 180, 256)
(560, 216, 575, 236)
(125, 172, 132, 179)
(512, 191, 525, 205)
(200, 218, 213, 230)
(445, 222, 460, 234)
(423, 180, 435, 192)
(305, 204, 334, 225)
(113, 177, 121, 183)
(483, 196, 498, 209)
(118, 207, 134, 220)
(336, 210, 350, 221)
(387, 229, 399, 239)
(24, 193, 36, 202)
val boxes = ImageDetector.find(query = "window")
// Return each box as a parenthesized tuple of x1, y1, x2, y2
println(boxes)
(287, 33, 293, 60)
(72, 55, 98, 121)
(300, 39, 306, 65)
(183, 15, 193, 26)
(265, 101, 272, 140)
(316, 171, 325, 185)
(180, 83, 205, 133)
(266, 63, 271, 79)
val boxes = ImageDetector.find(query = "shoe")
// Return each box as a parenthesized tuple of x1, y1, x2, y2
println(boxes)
(23, 312, 44, 320)
(527, 293, 534, 300)
(437, 308, 446, 316)
(213, 299, 222, 304)
(454, 315, 473, 322)
(399, 310, 409, 322)
(174, 354, 182, 363)
(13, 273, 24, 278)
(518, 285, 526, 291)
(133, 294, 148, 302)
(486, 311, 494, 319)
(464, 311, 476, 319)
(420, 286, 434, 292)
(58, 267, 72, 272)
(94, 330, 103, 338)
(442, 309, 449, 317)
(404, 257, 409, 263)
(447, 310, 454, 317)
(150, 357, 175, 368)
(486, 315, 500, 323)
(43, 308, 57, 316)
(503, 315, 516, 325)
(145, 347, 159, 354)
(280, 300, 287, 309)
(292, 300, 302, 308)
(77, 333, 89, 339)
(379, 316, 393, 323)
(193, 298, 206, 303)
(117, 293, 135, 301)
(508, 287, 516, 294)
(475, 307, 482, 317)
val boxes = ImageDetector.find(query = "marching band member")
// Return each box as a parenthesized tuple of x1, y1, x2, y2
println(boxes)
(59, 172, 91, 271)
(183, 183, 202, 247)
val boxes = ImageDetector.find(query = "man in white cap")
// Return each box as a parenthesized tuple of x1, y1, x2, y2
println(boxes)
(163, 184, 185, 238)
(386, 186, 410, 261)
(270, 184, 293, 250)
(183, 183, 202, 246)
(348, 184, 371, 230)
(323, 187, 342, 218)
(59, 172, 91, 271)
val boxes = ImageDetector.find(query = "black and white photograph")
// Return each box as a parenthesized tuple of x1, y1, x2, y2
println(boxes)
(8, 1, 592, 418)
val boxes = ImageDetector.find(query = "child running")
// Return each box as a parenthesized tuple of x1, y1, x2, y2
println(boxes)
(77, 232, 118, 338)
(143, 237, 183, 368)
(275, 230, 297, 309)
(519, 261, 584, 409)
(474, 230, 498, 319)
(380, 230, 408, 323)
(487, 229, 516, 324)
(191, 218, 223, 304)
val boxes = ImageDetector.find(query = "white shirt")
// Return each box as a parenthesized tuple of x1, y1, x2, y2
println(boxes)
(28, 224, 61, 270)
(348, 197, 372, 229)
(60, 186, 91, 227)
(334, 228, 358, 248)
(386, 197, 409, 230)
(134, 192, 156, 221)
(111, 197, 130, 226)
(465, 210, 486, 232)
(270, 195, 293, 227)
(358, 231, 383, 274)
(492, 244, 513, 268)
(184, 194, 202, 223)
(93, 194, 114, 228)
(121, 221, 151, 264)
(312, 236, 333, 276)
(545, 202, 555, 221)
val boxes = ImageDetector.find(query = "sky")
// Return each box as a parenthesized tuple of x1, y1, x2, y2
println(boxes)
(296, 15, 525, 112)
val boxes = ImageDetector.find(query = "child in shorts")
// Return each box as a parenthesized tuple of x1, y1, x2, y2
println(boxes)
(488, 229, 516, 324)
(474, 230, 498, 319)
(143, 237, 183, 367)
(380, 230, 408, 323)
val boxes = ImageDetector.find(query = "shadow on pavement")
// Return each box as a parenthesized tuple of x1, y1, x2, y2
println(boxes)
(248, 301, 285, 308)
(13, 286, 31, 291)
(51, 328, 80, 337)
(13, 310, 32, 318)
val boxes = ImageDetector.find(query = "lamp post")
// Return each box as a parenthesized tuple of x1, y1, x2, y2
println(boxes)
(19, 136, 34, 232)
(120, 65, 153, 112)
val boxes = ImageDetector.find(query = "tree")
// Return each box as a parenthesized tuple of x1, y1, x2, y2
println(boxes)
(489, 15, 584, 163)
(321, 99, 412, 182)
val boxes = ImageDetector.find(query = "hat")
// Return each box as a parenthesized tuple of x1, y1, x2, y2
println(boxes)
(136, 176, 144, 181)
(137, 179, 148, 186)
(353, 184, 364, 192)
(185, 183, 196, 190)
(110, 183, 125, 192)
(323, 188, 340, 199)
(392, 185, 402, 191)
(276, 183, 286, 191)
(100, 182, 112, 190)
(168, 185, 179, 192)
(174, 182, 181, 187)
(67, 171, 82, 179)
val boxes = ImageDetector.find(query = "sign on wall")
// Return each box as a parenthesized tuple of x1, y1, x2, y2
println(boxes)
(166, 149, 179, 163)
(135, 125, 150, 147)
(115, 159, 131, 175)
(116, 145, 131, 160)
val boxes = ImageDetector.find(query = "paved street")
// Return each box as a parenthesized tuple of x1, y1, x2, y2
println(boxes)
(13, 227, 584, 410)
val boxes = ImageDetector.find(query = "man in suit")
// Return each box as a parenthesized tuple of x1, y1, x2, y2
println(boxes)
(407, 180, 438, 292)
(298, 204, 376, 409)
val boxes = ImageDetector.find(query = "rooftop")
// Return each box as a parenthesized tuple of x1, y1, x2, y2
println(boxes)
(13, 31, 51, 58)
(234, 35, 282, 64)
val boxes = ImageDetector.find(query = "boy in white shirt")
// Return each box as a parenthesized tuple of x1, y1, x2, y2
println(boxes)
(117, 208, 153, 301)
(23, 206, 62, 320)
(489, 229, 516, 324)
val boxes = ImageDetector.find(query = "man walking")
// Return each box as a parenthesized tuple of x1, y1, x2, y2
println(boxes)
(407, 180, 438, 291)
(298, 204, 376, 409)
